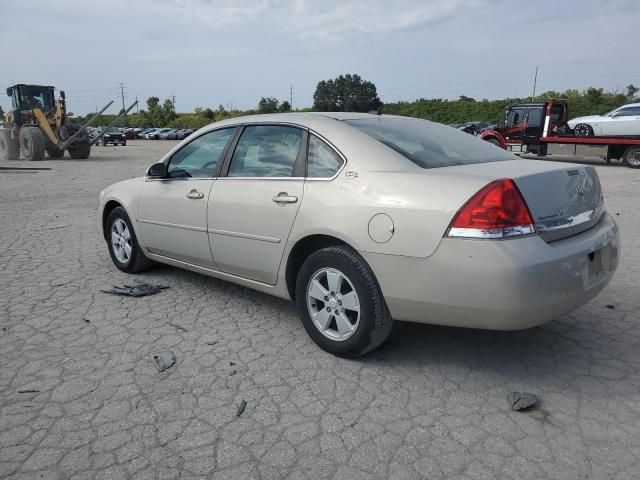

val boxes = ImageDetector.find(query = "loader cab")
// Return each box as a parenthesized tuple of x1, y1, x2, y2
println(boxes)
(7, 84, 55, 112)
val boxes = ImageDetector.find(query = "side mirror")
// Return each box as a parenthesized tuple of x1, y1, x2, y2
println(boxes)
(147, 162, 167, 178)
(67, 112, 74, 117)
(6, 88, 11, 97)
(60, 90, 66, 100)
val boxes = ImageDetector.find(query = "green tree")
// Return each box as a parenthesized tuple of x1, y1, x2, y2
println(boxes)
(626, 84, 639, 99)
(278, 101, 291, 113)
(0, 105, 4, 119)
(313, 74, 381, 112)
(258, 97, 279, 113)
(162, 99, 176, 124)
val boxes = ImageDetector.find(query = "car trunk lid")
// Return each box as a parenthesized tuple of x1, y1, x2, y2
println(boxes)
(440, 160, 604, 242)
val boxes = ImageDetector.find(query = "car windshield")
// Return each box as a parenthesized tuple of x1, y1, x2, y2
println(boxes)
(344, 117, 516, 169)
(107, 127, 121, 133)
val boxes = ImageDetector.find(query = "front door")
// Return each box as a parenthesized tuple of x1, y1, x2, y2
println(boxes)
(603, 106, 640, 136)
(138, 127, 236, 266)
(208, 124, 306, 284)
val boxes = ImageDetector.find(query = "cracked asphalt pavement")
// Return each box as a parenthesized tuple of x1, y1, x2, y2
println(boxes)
(1, 142, 640, 479)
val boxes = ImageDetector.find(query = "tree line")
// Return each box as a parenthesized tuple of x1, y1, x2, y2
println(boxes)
(73, 74, 639, 129)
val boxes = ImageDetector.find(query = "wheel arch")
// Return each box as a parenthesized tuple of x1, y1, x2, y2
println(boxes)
(102, 200, 124, 240)
(285, 234, 356, 300)
(479, 129, 507, 149)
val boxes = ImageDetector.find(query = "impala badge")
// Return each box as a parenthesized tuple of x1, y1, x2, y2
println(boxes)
(576, 185, 585, 197)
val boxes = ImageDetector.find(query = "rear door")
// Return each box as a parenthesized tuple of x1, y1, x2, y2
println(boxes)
(138, 127, 236, 266)
(208, 124, 306, 284)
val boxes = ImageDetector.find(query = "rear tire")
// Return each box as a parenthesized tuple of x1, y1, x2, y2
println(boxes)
(623, 146, 640, 169)
(68, 145, 91, 159)
(0, 128, 20, 160)
(574, 123, 594, 137)
(46, 146, 64, 159)
(295, 246, 393, 357)
(19, 127, 45, 161)
(105, 206, 154, 273)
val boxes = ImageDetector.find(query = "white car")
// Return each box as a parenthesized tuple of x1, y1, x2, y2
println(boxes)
(568, 103, 640, 137)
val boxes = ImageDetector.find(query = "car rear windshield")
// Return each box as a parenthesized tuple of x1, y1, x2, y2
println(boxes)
(343, 117, 516, 169)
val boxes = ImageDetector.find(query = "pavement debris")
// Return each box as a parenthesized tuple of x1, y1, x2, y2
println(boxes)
(237, 399, 247, 417)
(18, 389, 40, 394)
(152, 351, 176, 372)
(507, 392, 539, 411)
(606, 304, 616, 309)
(101, 282, 169, 297)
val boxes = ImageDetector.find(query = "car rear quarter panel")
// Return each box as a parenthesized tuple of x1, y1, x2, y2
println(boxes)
(292, 170, 491, 258)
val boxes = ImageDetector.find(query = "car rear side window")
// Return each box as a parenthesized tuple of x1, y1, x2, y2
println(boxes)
(307, 134, 344, 178)
(228, 125, 302, 177)
(344, 117, 515, 169)
(167, 128, 234, 178)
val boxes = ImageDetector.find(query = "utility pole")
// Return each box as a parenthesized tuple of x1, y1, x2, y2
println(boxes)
(120, 82, 126, 112)
(531, 66, 538, 101)
(135, 95, 138, 113)
(290, 84, 293, 111)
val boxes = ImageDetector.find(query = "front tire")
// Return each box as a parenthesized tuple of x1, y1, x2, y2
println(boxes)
(0, 128, 20, 160)
(623, 146, 640, 169)
(19, 127, 45, 161)
(295, 246, 392, 357)
(105, 207, 154, 273)
(485, 137, 502, 148)
(68, 145, 91, 159)
(46, 146, 64, 159)
(574, 123, 594, 137)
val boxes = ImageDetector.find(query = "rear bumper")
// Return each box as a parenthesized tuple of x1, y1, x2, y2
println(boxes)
(362, 213, 619, 330)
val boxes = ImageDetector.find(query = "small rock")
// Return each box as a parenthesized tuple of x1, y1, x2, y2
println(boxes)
(152, 351, 176, 372)
(236, 399, 247, 417)
(229, 361, 236, 366)
(507, 392, 538, 411)
(229, 370, 237, 376)
(606, 304, 615, 309)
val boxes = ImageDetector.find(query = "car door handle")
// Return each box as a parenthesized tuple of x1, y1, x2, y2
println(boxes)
(272, 193, 298, 204)
(186, 190, 205, 199)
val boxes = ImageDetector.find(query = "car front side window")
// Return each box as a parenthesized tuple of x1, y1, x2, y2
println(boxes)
(227, 125, 303, 177)
(166, 128, 235, 179)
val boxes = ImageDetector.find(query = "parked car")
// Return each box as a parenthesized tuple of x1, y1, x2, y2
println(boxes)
(160, 129, 177, 140)
(123, 128, 137, 140)
(99, 113, 619, 357)
(455, 121, 491, 136)
(181, 129, 194, 139)
(568, 103, 640, 136)
(146, 128, 173, 140)
(102, 127, 126, 146)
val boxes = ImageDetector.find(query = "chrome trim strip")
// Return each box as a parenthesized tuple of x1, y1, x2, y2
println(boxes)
(140, 219, 207, 232)
(207, 228, 281, 243)
(216, 177, 304, 181)
(448, 225, 535, 239)
(535, 208, 600, 232)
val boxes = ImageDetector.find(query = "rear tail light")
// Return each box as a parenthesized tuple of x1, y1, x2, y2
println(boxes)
(447, 178, 535, 239)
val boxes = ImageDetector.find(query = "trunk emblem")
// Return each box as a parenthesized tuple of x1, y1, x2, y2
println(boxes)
(576, 185, 585, 197)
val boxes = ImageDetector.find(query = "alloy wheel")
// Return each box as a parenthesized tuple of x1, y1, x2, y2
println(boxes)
(306, 267, 360, 341)
(111, 218, 132, 263)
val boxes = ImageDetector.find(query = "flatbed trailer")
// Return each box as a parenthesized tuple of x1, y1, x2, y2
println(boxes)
(480, 99, 640, 168)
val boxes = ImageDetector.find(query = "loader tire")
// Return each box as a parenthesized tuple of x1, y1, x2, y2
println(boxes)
(0, 128, 20, 160)
(19, 127, 46, 161)
(46, 147, 65, 159)
(68, 145, 91, 159)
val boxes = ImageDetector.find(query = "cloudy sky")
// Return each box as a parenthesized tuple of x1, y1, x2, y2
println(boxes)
(1, 0, 638, 115)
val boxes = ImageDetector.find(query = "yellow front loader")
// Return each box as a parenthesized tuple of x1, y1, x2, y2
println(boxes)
(0, 84, 135, 161)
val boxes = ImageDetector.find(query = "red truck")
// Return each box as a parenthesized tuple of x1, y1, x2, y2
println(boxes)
(479, 99, 640, 168)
